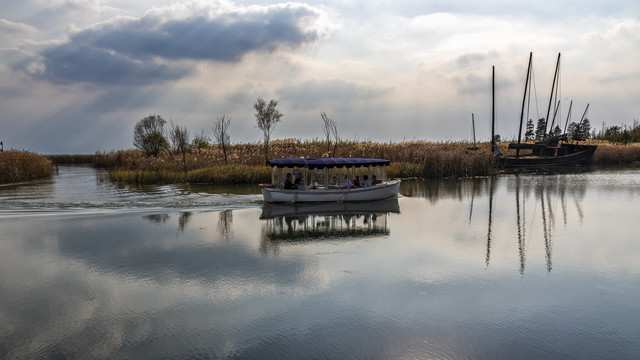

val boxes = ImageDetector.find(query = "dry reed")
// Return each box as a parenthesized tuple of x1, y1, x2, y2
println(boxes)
(98, 139, 640, 185)
(0, 151, 53, 183)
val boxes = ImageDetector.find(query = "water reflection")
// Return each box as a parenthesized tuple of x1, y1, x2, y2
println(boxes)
(403, 174, 588, 275)
(259, 199, 400, 253)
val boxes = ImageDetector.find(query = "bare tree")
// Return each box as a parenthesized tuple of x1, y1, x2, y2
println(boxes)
(133, 115, 169, 156)
(320, 111, 339, 157)
(212, 115, 231, 165)
(254, 98, 283, 162)
(169, 121, 190, 179)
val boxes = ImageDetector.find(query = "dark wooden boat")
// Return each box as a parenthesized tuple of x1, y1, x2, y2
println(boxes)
(493, 53, 597, 168)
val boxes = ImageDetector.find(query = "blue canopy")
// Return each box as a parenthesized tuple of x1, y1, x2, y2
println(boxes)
(266, 158, 390, 169)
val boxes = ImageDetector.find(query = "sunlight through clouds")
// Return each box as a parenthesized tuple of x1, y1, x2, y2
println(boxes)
(0, 0, 639, 153)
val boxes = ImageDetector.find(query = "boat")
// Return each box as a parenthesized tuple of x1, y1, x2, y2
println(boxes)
(494, 53, 597, 168)
(260, 158, 400, 203)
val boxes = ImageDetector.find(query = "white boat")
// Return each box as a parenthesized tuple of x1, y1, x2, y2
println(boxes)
(260, 158, 400, 203)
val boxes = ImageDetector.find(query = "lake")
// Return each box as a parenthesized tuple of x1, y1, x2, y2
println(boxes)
(1, 165, 639, 359)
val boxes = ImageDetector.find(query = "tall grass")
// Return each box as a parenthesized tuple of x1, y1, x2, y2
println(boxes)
(97, 139, 640, 185)
(0, 151, 53, 183)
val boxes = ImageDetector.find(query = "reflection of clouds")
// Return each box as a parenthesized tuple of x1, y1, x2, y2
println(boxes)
(0, 209, 329, 358)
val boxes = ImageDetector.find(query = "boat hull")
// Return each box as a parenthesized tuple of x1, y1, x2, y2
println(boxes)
(262, 180, 401, 203)
(497, 144, 596, 168)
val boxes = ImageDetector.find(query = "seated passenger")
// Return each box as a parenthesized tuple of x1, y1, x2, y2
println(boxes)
(371, 174, 381, 185)
(294, 174, 303, 189)
(283, 173, 296, 189)
(352, 175, 361, 187)
(340, 175, 354, 189)
(361, 175, 370, 188)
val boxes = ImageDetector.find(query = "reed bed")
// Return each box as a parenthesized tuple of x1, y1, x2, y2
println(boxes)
(108, 164, 271, 185)
(98, 139, 640, 185)
(591, 141, 640, 165)
(0, 151, 53, 184)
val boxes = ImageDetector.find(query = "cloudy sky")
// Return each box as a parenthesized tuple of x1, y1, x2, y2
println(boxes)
(1, 0, 639, 153)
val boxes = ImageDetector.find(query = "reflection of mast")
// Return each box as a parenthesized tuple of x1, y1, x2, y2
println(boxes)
(540, 188, 553, 273)
(515, 176, 526, 275)
(468, 179, 476, 225)
(486, 176, 495, 268)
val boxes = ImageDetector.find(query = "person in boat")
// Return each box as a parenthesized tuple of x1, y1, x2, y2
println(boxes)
(294, 173, 303, 189)
(353, 175, 361, 187)
(371, 174, 381, 185)
(361, 175, 370, 188)
(284, 173, 296, 189)
(341, 175, 354, 189)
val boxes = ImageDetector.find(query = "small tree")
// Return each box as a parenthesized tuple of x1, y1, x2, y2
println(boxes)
(535, 118, 546, 140)
(552, 125, 562, 137)
(191, 130, 210, 152)
(169, 121, 190, 178)
(213, 115, 231, 165)
(581, 118, 591, 139)
(524, 118, 535, 141)
(254, 98, 283, 162)
(320, 111, 339, 156)
(133, 115, 169, 156)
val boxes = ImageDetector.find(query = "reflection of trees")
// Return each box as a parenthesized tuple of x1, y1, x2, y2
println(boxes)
(178, 212, 192, 232)
(143, 214, 169, 224)
(401, 178, 487, 204)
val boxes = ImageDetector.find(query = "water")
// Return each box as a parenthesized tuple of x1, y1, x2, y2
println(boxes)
(1, 165, 639, 359)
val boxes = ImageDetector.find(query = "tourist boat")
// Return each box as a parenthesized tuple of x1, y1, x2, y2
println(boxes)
(493, 53, 597, 168)
(260, 158, 400, 203)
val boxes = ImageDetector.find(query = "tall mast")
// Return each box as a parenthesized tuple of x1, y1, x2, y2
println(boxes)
(543, 53, 561, 138)
(517, 52, 533, 145)
(491, 66, 496, 154)
(563, 100, 573, 134)
(472, 113, 477, 147)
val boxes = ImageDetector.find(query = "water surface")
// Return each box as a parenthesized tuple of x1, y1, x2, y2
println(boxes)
(1, 166, 639, 359)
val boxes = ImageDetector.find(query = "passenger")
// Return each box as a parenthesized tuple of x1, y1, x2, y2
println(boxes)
(361, 175, 370, 188)
(331, 175, 339, 186)
(371, 174, 381, 185)
(341, 175, 354, 189)
(352, 175, 361, 187)
(294, 173, 303, 189)
(284, 173, 296, 189)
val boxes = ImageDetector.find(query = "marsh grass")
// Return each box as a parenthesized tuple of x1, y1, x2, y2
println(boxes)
(98, 139, 640, 185)
(0, 151, 53, 183)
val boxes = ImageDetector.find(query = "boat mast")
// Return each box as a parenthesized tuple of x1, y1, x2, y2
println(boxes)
(472, 113, 477, 147)
(563, 100, 573, 134)
(543, 53, 561, 139)
(491, 66, 496, 154)
(517, 52, 533, 146)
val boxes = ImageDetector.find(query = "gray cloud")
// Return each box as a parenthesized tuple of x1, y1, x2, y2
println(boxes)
(35, 4, 320, 85)
(40, 44, 191, 85)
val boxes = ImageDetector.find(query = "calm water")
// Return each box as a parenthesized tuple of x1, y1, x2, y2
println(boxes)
(1, 166, 639, 359)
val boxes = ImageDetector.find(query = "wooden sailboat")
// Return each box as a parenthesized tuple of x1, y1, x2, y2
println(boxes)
(494, 53, 597, 168)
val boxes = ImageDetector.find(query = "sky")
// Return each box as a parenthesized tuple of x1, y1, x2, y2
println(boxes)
(1, 0, 639, 154)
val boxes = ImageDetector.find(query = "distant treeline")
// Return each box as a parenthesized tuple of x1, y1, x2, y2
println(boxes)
(594, 120, 640, 144)
(46, 154, 96, 165)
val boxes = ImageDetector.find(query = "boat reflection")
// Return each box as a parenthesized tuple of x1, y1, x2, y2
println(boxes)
(259, 199, 400, 252)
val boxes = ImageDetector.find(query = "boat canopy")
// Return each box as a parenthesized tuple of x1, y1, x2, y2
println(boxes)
(266, 158, 390, 169)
